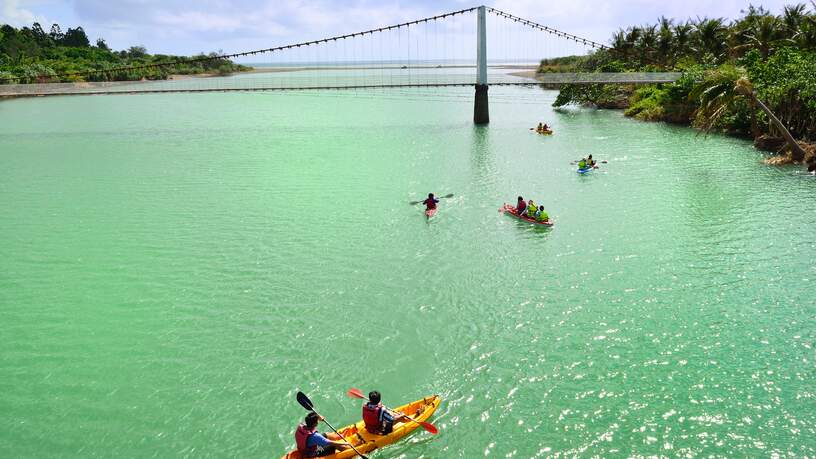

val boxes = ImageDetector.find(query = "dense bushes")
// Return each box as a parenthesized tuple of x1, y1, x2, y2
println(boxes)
(0, 22, 250, 84)
(547, 4, 816, 143)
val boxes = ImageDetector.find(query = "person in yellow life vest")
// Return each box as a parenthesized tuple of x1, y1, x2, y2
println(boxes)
(578, 158, 587, 169)
(526, 200, 538, 218)
(534, 205, 549, 222)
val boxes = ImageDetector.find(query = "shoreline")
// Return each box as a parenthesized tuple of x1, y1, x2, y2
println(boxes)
(512, 69, 815, 167)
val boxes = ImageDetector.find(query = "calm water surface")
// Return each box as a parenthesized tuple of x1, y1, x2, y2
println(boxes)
(1, 83, 815, 458)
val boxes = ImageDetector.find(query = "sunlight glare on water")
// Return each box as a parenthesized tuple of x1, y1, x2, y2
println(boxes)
(1, 81, 815, 457)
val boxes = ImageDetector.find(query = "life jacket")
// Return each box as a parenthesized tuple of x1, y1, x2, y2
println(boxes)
(363, 402, 384, 433)
(527, 203, 537, 218)
(295, 424, 318, 457)
(536, 210, 549, 222)
(578, 160, 587, 169)
(424, 198, 438, 210)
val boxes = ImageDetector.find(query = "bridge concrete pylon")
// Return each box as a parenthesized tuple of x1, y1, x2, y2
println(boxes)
(474, 5, 489, 125)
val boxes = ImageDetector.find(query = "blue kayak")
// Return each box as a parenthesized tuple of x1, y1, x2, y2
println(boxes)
(577, 167, 592, 174)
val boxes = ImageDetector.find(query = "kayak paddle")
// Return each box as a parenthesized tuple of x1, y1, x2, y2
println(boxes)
(346, 387, 439, 435)
(296, 391, 370, 459)
(409, 193, 454, 205)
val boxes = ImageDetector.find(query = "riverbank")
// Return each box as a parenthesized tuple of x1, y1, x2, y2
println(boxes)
(519, 71, 816, 168)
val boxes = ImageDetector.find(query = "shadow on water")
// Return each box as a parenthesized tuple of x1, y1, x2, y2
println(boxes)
(469, 124, 495, 190)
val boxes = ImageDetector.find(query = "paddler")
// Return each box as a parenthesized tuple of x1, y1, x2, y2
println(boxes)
(578, 158, 588, 169)
(534, 204, 550, 222)
(362, 391, 407, 435)
(526, 199, 538, 218)
(516, 196, 527, 216)
(587, 154, 596, 168)
(294, 412, 350, 457)
(422, 193, 439, 213)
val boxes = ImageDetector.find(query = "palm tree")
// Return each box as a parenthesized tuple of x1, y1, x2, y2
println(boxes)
(610, 29, 628, 59)
(674, 22, 694, 58)
(783, 3, 808, 38)
(693, 17, 728, 61)
(794, 16, 816, 49)
(657, 17, 675, 66)
(743, 15, 789, 59)
(691, 67, 808, 162)
(637, 25, 658, 65)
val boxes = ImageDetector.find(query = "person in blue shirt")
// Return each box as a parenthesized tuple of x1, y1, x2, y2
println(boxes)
(294, 412, 350, 457)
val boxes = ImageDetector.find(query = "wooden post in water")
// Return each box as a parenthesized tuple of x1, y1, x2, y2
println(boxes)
(474, 5, 489, 125)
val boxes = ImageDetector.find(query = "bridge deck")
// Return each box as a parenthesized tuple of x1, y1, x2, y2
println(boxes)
(0, 72, 682, 98)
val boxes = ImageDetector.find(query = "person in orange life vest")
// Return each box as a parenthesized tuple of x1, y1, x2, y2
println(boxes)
(362, 391, 407, 435)
(294, 411, 350, 457)
(423, 193, 439, 212)
(516, 196, 527, 216)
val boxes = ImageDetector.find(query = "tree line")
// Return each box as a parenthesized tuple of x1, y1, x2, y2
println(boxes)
(543, 3, 816, 166)
(0, 22, 249, 84)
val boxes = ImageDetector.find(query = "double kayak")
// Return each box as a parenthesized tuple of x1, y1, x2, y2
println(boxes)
(500, 204, 554, 227)
(281, 395, 441, 459)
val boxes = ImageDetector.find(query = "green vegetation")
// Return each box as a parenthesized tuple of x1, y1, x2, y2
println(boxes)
(545, 3, 816, 166)
(0, 22, 250, 84)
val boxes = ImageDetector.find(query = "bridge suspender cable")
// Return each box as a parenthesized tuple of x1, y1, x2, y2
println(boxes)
(0, 5, 612, 85)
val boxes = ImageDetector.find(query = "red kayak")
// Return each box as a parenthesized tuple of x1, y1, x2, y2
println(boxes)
(500, 204, 554, 227)
(425, 208, 438, 218)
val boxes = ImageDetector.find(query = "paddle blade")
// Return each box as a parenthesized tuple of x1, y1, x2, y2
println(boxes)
(296, 391, 314, 412)
(420, 421, 439, 435)
(409, 200, 421, 205)
(346, 388, 366, 400)
(443, 193, 454, 198)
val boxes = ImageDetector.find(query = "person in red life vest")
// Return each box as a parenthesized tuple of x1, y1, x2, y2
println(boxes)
(362, 391, 407, 435)
(294, 411, 350, 457)
(422, 193, 439, 212)
(516, 196, 527, 216)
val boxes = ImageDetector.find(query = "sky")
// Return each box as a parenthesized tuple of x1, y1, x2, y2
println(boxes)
(0, 0, 803, 56)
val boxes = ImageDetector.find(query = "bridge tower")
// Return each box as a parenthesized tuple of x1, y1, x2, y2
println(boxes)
(473, 5, 489, 124)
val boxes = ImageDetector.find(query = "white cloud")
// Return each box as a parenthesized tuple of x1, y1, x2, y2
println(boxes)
(153, 11, 243, 33)
(1, 0, 37, 26)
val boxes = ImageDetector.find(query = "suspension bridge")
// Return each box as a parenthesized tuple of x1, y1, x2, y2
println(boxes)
(0, 6, 681, 124)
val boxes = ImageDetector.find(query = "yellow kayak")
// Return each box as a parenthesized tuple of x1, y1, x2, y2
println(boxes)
(282, 395, 441, 459)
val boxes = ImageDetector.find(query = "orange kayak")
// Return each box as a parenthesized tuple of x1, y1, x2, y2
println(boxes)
(281, 395, 441, 459)
(500, 204, 554, 227)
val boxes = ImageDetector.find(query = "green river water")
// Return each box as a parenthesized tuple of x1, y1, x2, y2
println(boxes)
(1, 85, 815, 458)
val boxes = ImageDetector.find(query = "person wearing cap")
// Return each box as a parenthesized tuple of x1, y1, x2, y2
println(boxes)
(294, 411, 350, 457)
